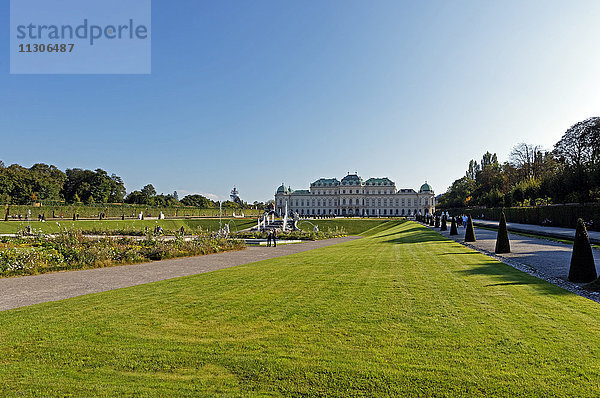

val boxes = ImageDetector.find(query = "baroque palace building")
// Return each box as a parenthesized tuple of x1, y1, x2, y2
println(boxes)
(275, 173, 435, 217)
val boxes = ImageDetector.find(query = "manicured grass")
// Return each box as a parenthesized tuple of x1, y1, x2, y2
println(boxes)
(1, 221, 600, 396)
(297, 218, 398, 235)
(0, 218, 256, 234)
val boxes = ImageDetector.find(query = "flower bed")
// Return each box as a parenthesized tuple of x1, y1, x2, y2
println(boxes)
(0, 232, 245, 277)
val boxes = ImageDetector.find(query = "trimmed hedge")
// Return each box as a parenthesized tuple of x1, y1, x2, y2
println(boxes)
(568, 219, 597, 283)
(465, 215, 476, 242)
(2, 204, 261, 220)
(450, 217, 458, 235)
(495, 212, 511, 254)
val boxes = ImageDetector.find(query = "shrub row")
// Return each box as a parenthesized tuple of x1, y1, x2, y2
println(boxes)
(3, 204, 262, 220)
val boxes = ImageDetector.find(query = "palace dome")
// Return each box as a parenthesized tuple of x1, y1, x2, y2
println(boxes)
(276, 184, 291, 194)
(419, 182, 433, 192)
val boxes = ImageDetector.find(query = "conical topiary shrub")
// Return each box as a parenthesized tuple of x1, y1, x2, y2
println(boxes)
(441, 216, 447, 231)
(495, 211, 511, 253)
(435, 216, 440, 228)
(465, 215, 476, 242)
(568, 218, 598, 283)
(450, 217, 458, 235)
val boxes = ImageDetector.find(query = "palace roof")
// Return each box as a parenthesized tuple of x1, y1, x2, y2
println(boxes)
(311, 178, 340, 187)
(365, 177, 395, 186)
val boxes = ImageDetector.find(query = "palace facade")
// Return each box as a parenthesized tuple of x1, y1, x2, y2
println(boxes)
(275, 174, 435, 217)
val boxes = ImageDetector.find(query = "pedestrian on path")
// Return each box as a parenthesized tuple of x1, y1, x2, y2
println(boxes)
(463, 215, 467, 228)
(267, 230, 272, 247)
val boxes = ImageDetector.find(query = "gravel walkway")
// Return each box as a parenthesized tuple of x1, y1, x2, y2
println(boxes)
(0, 237, 359, 312)
(473, 219, 600, 244)
(428, 224, 600, 303)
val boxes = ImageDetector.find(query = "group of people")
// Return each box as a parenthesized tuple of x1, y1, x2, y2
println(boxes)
(425, 212, 469, 228)
(456, 214, 468, 228)
(266, 229, 277, 247)
(446, 213, 468, 228)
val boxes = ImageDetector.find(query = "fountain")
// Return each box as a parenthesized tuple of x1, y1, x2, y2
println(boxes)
(282, 199, 289, 231)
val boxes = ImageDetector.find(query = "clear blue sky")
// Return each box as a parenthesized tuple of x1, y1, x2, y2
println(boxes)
(2, 1, 600, 202)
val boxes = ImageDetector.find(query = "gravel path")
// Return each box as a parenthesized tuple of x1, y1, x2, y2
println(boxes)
(473, 219, 600, 244)
(429, 224, 600, 303)
(0, 237, 359, 312)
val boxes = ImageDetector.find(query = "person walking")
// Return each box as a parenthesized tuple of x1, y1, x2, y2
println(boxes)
(267, 230, 272, 247)
(272, 228, 277, 247)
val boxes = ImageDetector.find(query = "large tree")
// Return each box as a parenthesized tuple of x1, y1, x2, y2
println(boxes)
(62, 168, 126, 204)
(180, 194, 215, 208)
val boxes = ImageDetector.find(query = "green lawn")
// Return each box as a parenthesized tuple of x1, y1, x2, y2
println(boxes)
(297, 218, 397, 235)
(1, 221, 599, 396)
(0, 218, 257, 234)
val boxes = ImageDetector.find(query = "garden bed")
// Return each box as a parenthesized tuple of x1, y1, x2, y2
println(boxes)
(0, 232, 245, 277)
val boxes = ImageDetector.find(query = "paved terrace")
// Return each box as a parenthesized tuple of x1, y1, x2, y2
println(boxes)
(0, 237, 359, 312)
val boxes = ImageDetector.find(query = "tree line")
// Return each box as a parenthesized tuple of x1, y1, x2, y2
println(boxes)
(0, 162, 254, 208)
(439, 117, 600, 208)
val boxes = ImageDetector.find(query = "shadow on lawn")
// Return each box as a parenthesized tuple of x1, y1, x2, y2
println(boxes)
(456, 262, 571, 295)
(383, 229, 449, 244)
(485, 281, 537, 287)
(375, 226, 426, 239)
(437, 252, 476, 255)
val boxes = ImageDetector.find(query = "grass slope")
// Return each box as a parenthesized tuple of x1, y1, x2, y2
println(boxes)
(297, 218, 396, 235)
(1, 221, 600, 396)
(0, 218, 256, 234)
